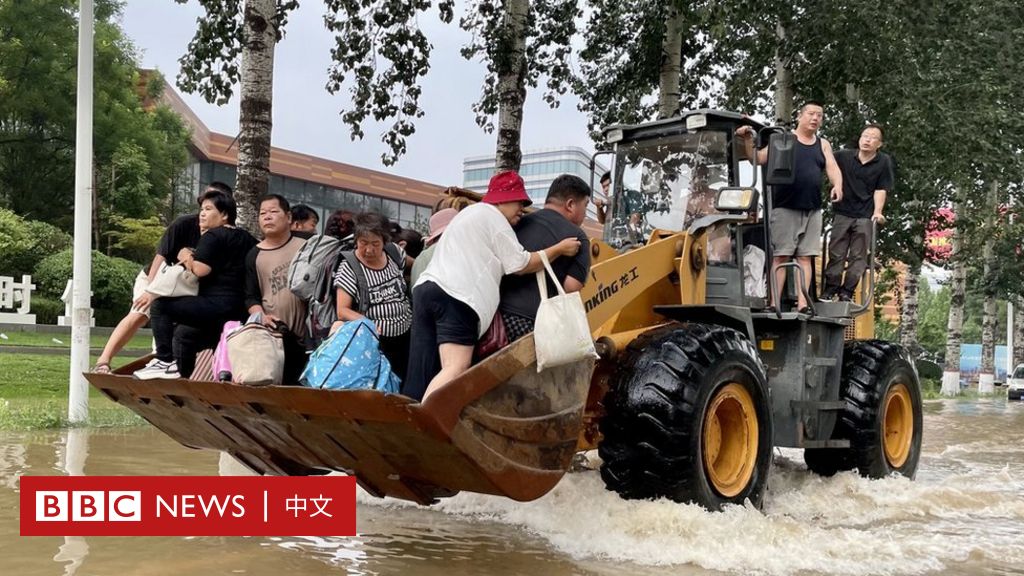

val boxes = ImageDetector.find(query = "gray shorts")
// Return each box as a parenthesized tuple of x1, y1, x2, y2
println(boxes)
(770, 208, 822, 257)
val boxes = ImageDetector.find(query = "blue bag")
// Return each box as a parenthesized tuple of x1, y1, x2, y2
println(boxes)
(299, 318, 401, 393)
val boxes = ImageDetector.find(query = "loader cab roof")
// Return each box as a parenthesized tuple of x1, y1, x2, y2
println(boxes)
(603, 110, 766, 144)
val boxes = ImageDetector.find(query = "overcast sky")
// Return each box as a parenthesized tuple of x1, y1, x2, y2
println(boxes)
(119, 1, 595, 187)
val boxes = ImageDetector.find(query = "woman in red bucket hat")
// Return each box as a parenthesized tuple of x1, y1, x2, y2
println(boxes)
(404, 170, 581, 402)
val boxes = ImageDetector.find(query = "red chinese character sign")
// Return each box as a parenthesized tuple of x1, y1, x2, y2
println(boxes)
(925, 207, 955, 264)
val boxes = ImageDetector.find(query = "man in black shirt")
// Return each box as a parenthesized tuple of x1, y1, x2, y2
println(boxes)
(499, 174, 592, 341)
(822, 125, 893, 301)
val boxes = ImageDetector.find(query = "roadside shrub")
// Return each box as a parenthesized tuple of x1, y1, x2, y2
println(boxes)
(30, 297, 62, 325)
(33, 249, 140, 325)
(0, 209, 72, 278)
(920, 378, 941, 399)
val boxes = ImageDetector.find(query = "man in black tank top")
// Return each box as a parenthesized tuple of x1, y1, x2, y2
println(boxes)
(738, 101, 843, 312)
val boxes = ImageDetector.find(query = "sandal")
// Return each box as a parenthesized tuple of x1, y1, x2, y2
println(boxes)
(92, 362, 112, 374)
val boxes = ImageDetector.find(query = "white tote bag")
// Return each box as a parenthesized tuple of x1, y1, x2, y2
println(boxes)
(533, 251, 598, 372)
(145, 262, 199, 298)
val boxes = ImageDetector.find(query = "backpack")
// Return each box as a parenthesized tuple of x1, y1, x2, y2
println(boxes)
(288, 234, 344, 301)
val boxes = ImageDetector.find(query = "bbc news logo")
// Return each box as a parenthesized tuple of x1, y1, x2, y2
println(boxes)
(21, 476, 356, 536)
(36, 491, 141, 522)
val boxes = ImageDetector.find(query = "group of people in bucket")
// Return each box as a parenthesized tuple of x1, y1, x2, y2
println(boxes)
(92, 170, 591, 402)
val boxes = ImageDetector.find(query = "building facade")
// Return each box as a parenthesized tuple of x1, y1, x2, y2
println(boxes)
(161, 85, 440, 233)
(462, 148, 608, 209)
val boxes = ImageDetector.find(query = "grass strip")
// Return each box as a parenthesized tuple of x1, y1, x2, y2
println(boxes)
(0, 353, 145, 430)
(0, 331, 151, 350)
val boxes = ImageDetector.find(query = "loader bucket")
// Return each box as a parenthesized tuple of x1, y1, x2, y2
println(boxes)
(85, 335, 595, 505)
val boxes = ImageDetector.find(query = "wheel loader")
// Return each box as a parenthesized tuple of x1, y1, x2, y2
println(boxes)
(86, 109, 923, 511)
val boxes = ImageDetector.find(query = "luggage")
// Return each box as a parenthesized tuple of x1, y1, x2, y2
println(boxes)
(212, 320, 242, 382)
(226, 323, 286, 386)
(299, 318, 400, 393)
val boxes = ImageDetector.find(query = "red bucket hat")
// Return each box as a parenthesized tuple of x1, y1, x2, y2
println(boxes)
(483, 171, 531, 206)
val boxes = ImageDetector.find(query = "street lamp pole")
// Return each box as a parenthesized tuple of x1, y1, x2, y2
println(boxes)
(68, 0, 94, 423)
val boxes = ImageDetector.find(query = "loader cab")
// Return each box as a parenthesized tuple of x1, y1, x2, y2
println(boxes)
(600, 111, 768, 307)
(601, 111, 763, 251)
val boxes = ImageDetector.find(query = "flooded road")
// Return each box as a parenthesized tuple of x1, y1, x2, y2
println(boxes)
(1, 398, 1023, 576)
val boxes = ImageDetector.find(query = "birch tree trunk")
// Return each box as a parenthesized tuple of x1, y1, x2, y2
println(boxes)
(942, 201, 966, 396)
(235, 0, 277, 233)
(773, 22, 794, 124)
(1014, 297, 1024, 368)
(657, 5, 685, 119)
(979, 182, 998, 393)
(494, 0, 529, 173)
(899, 263, 921, 355)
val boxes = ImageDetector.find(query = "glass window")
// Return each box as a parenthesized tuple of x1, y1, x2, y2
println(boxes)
(269, 175, 285, 194)
(200, 162, 214, 187)
(382, 199, 399, 219)
(415, 206, 432, 233)
(284, 178, 304, 201)
(399, 202, 416, 225)
(363, 195, 382, 212)
(213, 163, 237, 188)
(327, 187, 345, 206)
(344, 191, 365, 211)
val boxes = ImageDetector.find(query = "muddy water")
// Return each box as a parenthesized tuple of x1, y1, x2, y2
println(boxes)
(1, 399, 1023, 576)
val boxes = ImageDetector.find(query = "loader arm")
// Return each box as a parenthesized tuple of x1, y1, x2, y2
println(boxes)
(580, 230, 708, 334)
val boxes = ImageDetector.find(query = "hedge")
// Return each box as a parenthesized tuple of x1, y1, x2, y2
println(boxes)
(33, 249, 141, 326)
(0, 209, 72, 278)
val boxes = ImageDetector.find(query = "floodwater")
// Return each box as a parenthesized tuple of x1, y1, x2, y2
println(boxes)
(1, 399, 1023, 576)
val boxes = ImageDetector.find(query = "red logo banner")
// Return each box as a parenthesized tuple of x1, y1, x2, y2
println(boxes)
(20, 476, 357, 536)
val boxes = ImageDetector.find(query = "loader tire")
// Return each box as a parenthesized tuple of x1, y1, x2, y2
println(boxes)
(804, 340, 923, 479)
(598, 323, 773, 510)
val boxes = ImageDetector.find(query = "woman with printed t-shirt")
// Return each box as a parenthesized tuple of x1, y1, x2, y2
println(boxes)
(405, 170, 582, 402)
(134, 192, 257, 380)
(330, 212, 412, 382)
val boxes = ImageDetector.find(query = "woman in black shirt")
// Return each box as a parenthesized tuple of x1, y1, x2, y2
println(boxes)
(134, 192, 257, 380)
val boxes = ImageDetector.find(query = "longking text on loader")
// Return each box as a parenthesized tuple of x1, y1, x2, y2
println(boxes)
(86, 109, 923, 511)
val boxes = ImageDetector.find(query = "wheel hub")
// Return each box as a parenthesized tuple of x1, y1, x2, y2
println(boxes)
(883, 382, 913, 468)
(702, 382, 758, 498)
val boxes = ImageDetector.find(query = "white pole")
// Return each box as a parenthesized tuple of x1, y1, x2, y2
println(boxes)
(1009, 201, 1016, 377)
(1009, 300, 1015, 376)
(68, 0, 94, 424)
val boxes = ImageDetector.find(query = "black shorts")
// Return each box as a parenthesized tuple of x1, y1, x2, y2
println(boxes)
(417, 281, 479, 346)
(404, 281, 480, 400)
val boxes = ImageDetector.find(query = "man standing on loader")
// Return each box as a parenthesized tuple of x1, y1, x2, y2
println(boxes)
(821, 124, 893, 301)
(738, 101, 843, 312)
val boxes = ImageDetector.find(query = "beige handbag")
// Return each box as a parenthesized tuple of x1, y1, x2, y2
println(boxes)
(145, 262, 199, 298)
(226, 323, 285, 386)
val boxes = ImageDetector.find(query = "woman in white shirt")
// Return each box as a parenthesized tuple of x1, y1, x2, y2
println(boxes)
(405, 171, 581, 402)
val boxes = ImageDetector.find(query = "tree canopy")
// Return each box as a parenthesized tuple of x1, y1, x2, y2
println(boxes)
(0, 0, 190, 234)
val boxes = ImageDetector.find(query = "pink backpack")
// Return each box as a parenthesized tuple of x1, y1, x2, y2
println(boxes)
(212, 321, 242, 382)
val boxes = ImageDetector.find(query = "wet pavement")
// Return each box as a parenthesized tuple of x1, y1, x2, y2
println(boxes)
(1, 398, 1023, 576)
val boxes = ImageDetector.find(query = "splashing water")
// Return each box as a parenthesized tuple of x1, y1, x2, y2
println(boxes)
(353, 403, 1024, 576)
